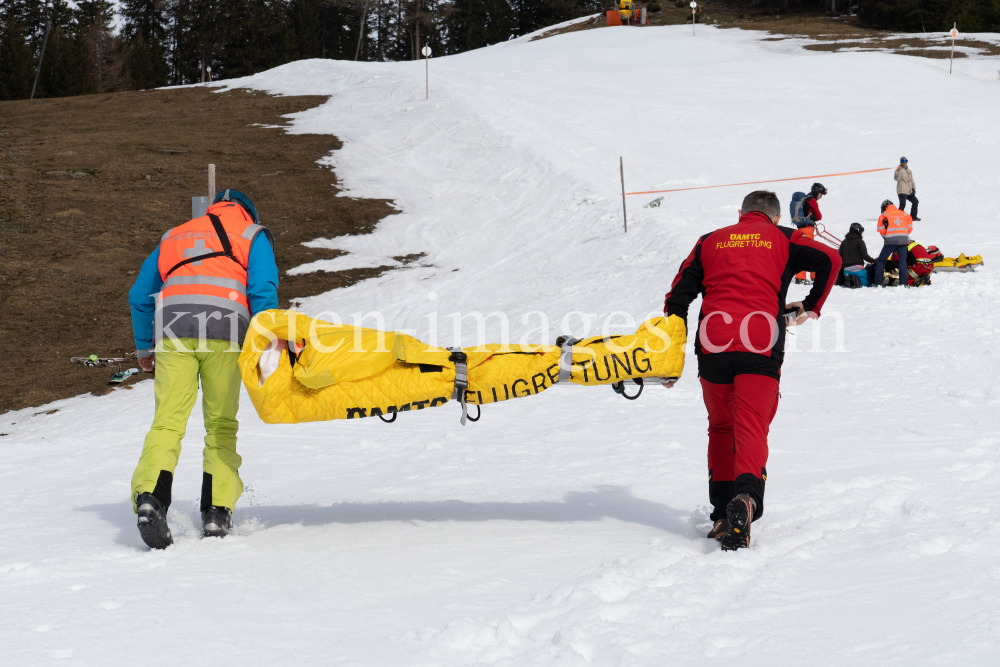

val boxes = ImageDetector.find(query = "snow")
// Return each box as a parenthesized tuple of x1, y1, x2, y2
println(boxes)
(4, 25, 1000, 665)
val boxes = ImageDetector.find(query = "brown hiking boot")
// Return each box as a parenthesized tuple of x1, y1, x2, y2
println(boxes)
(720, 494, 756, 551)
(707, 518, 729, 540)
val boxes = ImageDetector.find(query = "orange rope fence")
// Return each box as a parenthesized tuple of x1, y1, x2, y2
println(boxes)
(624, 167, 893, 197)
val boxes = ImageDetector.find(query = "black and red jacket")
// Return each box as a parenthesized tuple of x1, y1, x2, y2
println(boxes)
(803, 196, 822, 223)
(664, 212, 841, 363)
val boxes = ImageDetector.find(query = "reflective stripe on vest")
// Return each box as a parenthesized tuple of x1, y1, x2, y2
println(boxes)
(155, 202, 267, 344)
(158, 294, 251, 322)
(880, 208, 911, 236)
(162, 275, 248, 296)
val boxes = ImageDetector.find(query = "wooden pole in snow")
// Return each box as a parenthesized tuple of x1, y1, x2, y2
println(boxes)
(949, 24, 958, 74)
(422, 46, 431, 99)
(620, 157, 628, 234)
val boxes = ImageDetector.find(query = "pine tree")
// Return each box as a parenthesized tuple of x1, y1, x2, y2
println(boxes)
(945, 0, 1000, 30)
(443, 0, 514, 54)
(35, 24, 97, 98)
(77, 0, 128, 93)
(220, 0, 296, 78)
(120, 0, 170, 89)
(0, 18, 36, 101)
(288, 0, 322, 60)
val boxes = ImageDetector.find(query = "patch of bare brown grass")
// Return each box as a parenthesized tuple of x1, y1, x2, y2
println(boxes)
(0, 87, 400, 413)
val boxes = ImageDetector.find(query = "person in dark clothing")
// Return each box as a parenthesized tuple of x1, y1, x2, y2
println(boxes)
(802, 183, 826, 226)
(839, 223, 874, 267)
(795, 183, 827, 284)
(839, 222, 875, 286)
(661, 190, 841, 551)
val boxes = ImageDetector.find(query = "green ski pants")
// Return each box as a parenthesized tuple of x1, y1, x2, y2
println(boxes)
(131, 337, 243, 513)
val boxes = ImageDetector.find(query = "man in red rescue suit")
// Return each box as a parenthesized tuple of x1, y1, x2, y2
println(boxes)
(128, 189, 278, 549)
(662, 190, 840, 551)
(890, 241, 934, 286)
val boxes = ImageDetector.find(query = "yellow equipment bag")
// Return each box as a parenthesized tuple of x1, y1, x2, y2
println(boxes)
(238, 310, 687, 425)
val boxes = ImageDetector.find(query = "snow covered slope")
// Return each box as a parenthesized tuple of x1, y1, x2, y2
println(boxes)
(3, 25, 1000, 666)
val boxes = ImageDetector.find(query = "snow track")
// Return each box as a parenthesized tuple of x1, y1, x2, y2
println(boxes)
(3, 25, 1000, 665)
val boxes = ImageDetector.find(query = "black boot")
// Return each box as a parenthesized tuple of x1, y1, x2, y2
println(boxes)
(202, 506, 233, 538)
(136, 492, 173, 549)
(720, 494, 756, 552)
(707, 518, 730, 540)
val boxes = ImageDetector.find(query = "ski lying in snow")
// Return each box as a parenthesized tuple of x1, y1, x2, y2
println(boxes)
(109, 368, 140, 384)
(72, 352, 142, 383)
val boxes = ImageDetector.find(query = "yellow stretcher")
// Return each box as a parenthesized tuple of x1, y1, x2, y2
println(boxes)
(238, 310, 687, 425)
(932, 254, 983, 272)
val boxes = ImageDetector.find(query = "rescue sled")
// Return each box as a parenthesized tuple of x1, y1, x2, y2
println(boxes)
(932, 253, 983, 272)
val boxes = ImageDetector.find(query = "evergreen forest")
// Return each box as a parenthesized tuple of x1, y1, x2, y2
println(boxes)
(1, 0, 998, 102)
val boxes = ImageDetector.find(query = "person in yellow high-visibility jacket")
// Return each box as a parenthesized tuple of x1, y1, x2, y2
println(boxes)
(128, 189, 278, 549)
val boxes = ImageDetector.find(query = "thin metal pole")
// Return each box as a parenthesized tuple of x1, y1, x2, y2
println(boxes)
(31, 21, 52, 100)
(949, 23, 956, 74)
(620, 157, 628, 233)
(354, 0, 369, 61)
(692, 9, 696, 36)
(425, 53, 429, 99)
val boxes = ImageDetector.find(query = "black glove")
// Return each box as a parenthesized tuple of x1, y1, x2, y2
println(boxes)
(911, 189, 915, 196)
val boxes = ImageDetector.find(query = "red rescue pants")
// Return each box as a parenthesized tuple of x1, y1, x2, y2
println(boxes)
(698, 352, 780, 521)
(796, 226, 816, 280)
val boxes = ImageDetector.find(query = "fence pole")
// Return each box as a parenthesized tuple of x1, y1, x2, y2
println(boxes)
(620, 157, 628, 234)
(208, 164, 216, 199)
(950, 23, 957, 74)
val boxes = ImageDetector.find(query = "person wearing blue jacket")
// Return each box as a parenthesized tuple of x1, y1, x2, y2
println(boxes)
(128, 189, 278, 549)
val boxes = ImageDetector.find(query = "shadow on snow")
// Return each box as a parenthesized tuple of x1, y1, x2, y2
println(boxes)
(78, 486, 691, 549)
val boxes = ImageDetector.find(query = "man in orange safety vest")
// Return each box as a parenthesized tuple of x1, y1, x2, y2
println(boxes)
(872, 199, 913, 287)
(128, 189, 278, 549)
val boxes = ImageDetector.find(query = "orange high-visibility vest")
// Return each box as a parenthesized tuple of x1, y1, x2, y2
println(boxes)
(878, 205, 912, 242)
(155, 201, 269, 346)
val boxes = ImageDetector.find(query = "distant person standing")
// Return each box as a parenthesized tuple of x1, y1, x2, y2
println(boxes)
(794, 182, 827, 284)
(894, 157, 920, 221)
(872, 199, 912, 287)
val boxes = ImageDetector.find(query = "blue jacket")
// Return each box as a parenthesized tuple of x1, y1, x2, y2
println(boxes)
(129, 235, 279, 354)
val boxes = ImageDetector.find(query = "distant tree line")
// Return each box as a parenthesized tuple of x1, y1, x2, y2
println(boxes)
(858, 0, 999, 31)
(1, 0, 603, 101)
